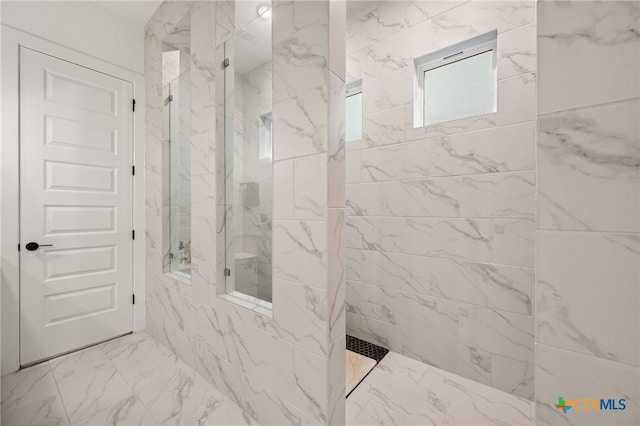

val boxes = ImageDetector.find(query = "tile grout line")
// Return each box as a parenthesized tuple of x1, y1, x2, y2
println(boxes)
(48, 361, 73, 426)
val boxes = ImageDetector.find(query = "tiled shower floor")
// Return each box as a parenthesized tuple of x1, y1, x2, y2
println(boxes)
(1, 332, 533, 425)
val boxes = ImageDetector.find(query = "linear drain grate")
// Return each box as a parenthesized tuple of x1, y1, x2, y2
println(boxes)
(347, 335, 389, 364)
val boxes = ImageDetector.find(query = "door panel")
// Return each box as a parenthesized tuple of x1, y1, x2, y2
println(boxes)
(20, 47, 134, 365)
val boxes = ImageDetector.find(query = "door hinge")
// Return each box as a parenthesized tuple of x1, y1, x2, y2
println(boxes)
(132, 230, 135, 240)
(18, 243, 20, 251)
(132, 294, 136, 305)
(223, 58, 230, 68)
(224, 268, 231, 277)
(132, 165, 135, 176)
(132, 99, 136, 112)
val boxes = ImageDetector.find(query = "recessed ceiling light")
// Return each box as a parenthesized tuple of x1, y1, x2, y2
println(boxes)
(257, 3, 272, 19)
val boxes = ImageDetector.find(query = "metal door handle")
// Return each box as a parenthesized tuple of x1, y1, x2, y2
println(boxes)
(25, 242, 53, 251)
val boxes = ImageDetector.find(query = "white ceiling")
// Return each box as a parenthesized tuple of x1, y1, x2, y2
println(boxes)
(92, 0, 162, 27)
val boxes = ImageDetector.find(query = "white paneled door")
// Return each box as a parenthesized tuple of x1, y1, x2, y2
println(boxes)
(19, 47, 134, 365)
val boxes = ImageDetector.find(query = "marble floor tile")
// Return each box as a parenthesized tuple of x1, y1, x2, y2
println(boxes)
(1, 394, 69, 426)
(346, 350, 376, 395)
(1, 333, 533, 426)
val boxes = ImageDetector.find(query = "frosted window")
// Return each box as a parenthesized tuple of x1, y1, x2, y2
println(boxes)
(346, 92, 363, 142)
(424, 50, 494, 125)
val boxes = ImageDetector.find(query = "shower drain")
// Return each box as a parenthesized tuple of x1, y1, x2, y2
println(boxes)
(346, 335, 389, 363)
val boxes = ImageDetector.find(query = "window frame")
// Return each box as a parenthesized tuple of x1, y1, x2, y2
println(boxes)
(413, 30, 498, 128)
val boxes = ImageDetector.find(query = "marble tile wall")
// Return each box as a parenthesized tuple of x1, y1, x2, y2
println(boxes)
(535, 1, 640, 424)
(145, 1, 345, 425)
(345, 0, 536, 399)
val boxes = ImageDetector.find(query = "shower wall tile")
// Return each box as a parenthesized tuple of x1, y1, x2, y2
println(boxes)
(346, 1, 407, 55)
(430, 0, 535, 49)
(496, 73, 536, 126)
(294, 154, 327, 220)
(535, 344, 640, 426)
(273, 220, 328, 289)
(456, 261, 533, 316)
(497, 24, 536, 80)
(537, 231, 640, 367)
(491, 355, 534, 400)
(459, 304, 534, 363)
(538, 99, 640, 233)
(537, 0, 640, 115)
(536, 2, 640, 420)
(460, 171, 535, 219)
(493, 218, 535, 267)
(346, 312, 403, 352)
(353, 105, 405, 151)
(345, 249, 457, 300)
(346, 217, 494, 262)
(274, 160, 294, 219)
(273, 278, 328, 356)
(273, 86, 328, 161)
(293, 347, 329, 424)
(346, 177, 461, 218)
(362, 67, 412, 115)
(402, 329, 492, 386)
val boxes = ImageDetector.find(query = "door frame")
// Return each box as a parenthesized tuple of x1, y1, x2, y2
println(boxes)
(1, 26, 146, 374)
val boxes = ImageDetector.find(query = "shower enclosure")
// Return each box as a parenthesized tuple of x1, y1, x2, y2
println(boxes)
(162, 16, 192, 279)
(222, 13, 273, 303)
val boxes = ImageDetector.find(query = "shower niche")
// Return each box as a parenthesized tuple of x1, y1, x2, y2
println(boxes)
(162, 14, 192, 281)
(221, 10, 273, 305)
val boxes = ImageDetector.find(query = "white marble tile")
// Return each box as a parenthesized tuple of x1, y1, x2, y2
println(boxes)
(405, 108, 496, 143)
(460, 171, 535, 219)
(345, 151, 361, 184)
(273, 220, 328, 289)
(273, 16, 329, 100)
(402, 330, 492, 386)
(1, 395, 69, 426)
(49, 346, 111, 381)
(538, 0, 640, 114)
(360, 20, 430, 79)
(328, 208, 346, 344)
(75, 396, 150, 426)
(404, 1, 465, 27)
(459, 304, 534, 363)
(456, 261, 533, 316)
(346, 51, 362, 84)
(295, 153, 327, 220)
(346, 312, 403, 353)
(537, 231, 640, 367)
(55, 363, 135, 423)
(496, 73, 536, 126)
(347, 352, 448, 426)
(273, 278, 328, 356)
(1, 364, 59, 418)
(351, 106, 406, 151)
(294, 0, 328, 31)
(363, 67, 412, 115)
(431, 0, 535, 49)
(538, 100, 640, 232)
(536, 344, 639, 426)
(497, 24, 536, 80)
(273, 86, 328, 161)
(345, 249, 457, 300)
(493, 218, 535, 267)
(382, 288, 459, 340)
(147, 367, 248, 426)
(346, 280, 382, 319)
(274, 159, 295, 220)
(346, 216, 493, 262)
(346, 1, 407, 54)
(224, 319, 294, 402)
(293, 347, 329, 423)
(434, 367, 532, 426)
(328, 335, 347, 426)
(328, 71, 346, 209)
(363, 122, 535, 181)
(491, 355, 534, 401)
(328, 0, 346, 80)
(346, 177, 461, 217)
